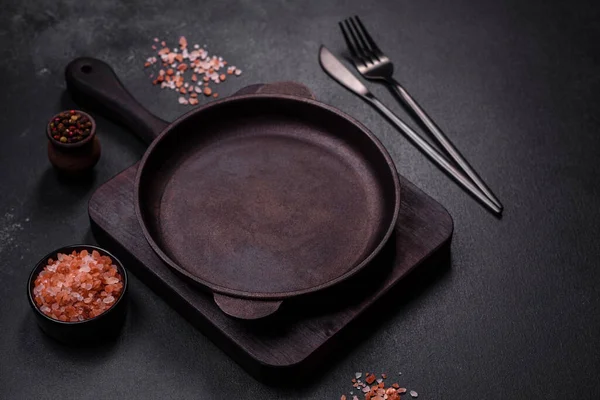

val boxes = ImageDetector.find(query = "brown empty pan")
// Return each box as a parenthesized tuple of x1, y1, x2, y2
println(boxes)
(66, 58, 400, 319)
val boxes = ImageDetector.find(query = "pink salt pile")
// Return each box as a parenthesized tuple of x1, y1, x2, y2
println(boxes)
(144, 36, 243, 105)
(33, 250, 124, 322)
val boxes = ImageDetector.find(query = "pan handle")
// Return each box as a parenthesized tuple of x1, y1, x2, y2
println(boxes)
(65, 57, 168, 144)
(213, 294, 283, 320)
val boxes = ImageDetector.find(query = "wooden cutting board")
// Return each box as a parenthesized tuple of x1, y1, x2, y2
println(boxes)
(89, 162, 453, 381)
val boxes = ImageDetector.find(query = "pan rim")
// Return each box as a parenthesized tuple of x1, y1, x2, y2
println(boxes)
(134, 93, 400, 300)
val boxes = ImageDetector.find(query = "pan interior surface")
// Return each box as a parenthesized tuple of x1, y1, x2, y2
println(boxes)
(138, 97, 398, 296)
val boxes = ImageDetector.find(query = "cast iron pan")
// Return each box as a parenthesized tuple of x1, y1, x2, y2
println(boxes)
(66, 58, 400, 319)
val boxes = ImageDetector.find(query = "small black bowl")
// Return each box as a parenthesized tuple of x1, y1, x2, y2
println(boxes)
(27, 244, 128, 345)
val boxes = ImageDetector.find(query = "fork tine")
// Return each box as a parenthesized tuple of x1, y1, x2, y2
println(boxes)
(348, 17, 374, 60)
(339, 21, 360, 62)
(343, 19, 371, 65)
(354, 16, 383, 57)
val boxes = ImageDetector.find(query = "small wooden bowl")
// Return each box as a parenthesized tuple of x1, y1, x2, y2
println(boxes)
(47, 111, 101, 175)
(27, 244, 128, 345)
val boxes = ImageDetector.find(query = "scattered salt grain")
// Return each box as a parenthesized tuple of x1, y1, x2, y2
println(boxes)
(410, 390, 418, 398)
(146, 36, 243, 105)
(355, 372, 362, 379)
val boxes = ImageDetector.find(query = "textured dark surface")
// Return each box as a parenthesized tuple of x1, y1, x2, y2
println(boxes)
(134, 93, 400, 300)
(1, 0, 599, 399)
(87, 158, 451, 377)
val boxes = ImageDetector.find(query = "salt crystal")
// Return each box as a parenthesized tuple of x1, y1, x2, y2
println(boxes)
(153, 38, 159, 42)
(80, 265, 90, 272)
(178, 97, 189, 105)
(194, 44, 199, 49)
(362, 387, 370, 393)
(103, 296, 115, 304)
(235, 69, 242, 76)
(355, 372, 362, 379)
(41, 306, 51, 313)
(410, 391, 418, 398)
(377, 378, 383, 384)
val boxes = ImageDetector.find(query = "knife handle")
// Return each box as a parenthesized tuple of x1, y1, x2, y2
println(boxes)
(386, 79, 502, 210)
(366, 95, 502, 215)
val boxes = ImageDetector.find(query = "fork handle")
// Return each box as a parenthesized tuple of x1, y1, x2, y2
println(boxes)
(365, 95, 502, 215)
(385, 78, 503, 210)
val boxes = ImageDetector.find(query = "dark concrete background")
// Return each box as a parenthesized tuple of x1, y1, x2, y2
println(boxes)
(1, 0, 599, 398)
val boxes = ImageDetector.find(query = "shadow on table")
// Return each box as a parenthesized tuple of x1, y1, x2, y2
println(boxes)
(257, 242, 452, 389)
(18, 313, 119, 364)
(34, 167, 97, 211)
(18, 293, 142, 363)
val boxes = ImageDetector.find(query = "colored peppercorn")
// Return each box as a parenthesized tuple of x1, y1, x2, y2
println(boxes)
(48, 110, 93, 144)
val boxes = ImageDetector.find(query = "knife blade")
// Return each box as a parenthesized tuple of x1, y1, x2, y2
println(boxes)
(319, 46, 370, 97)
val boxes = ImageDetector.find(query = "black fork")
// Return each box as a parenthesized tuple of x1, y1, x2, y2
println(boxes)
(340, 16, 503, 210)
